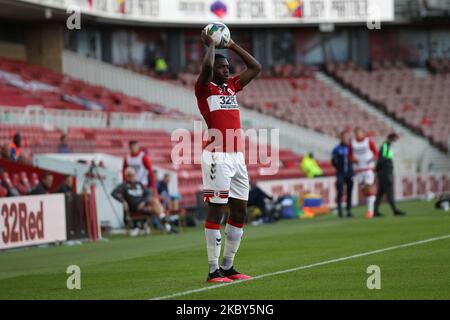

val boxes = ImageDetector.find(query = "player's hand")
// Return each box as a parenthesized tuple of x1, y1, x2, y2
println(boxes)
(137, 202, 146, 210)
(201, 29, 214, 47)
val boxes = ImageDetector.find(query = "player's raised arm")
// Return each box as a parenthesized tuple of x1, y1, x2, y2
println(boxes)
(226, 39, 261, 87)
(198, 30, 216, 85)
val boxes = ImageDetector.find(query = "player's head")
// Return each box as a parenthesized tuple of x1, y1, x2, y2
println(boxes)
(125, 167, 137, 183)
(213, 54, 230, 84)
(354, 127, 365, 140)
(387, 132, 399, 143)
(340, 130, 350, 145)
(163, 173, 170, 184)
(42, 172, 53, 189)
(64, 175, 74, 187)
(13, 133, 21, 147)
(128, 140, 139, 154)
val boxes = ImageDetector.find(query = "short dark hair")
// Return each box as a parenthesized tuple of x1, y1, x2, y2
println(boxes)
(129, 140, 138, 147)
(214, 54, 227, 62)
(340, 130, 349, 137)
(42, 172, 52, 180)
(387, 133, 399, 141)
(13, 133, 21, 144)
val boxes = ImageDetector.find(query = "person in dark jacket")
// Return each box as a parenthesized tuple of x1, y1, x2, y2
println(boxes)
(29, 172, 53, 195)
(332, 130, 354, 218)
(374, 133, 406, 217)
(111, 167, 174, 235)
(55, 175, 74, 194)
(248, 181, 274, 222)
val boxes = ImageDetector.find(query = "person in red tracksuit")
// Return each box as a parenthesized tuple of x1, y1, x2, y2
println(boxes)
(123, 140, 174, 234)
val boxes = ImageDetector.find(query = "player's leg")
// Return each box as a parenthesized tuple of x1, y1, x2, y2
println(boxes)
(148, 197, 174, 233)
(202, 150, 233, 283)
(374, 174, 386, 217)
(364, 171, 376, 218)
(336, 175, 344, 217)
(384, 174, 405, 215)
(219, 153, 252, 280)
(345, 175, 354, 217)
(205, 203, 231, 282)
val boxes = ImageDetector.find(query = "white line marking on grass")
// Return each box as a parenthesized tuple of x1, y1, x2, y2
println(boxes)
(150, 234, 450, 300)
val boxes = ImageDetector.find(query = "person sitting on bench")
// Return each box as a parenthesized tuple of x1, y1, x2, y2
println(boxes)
(111, 167, 175, 236)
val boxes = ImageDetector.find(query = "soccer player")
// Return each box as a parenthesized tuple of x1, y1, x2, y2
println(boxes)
(349, 127, 378, 219)
(195, 30, 261, 283)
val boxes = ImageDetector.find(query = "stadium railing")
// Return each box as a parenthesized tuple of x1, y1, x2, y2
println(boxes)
(0, 105, 107, 129)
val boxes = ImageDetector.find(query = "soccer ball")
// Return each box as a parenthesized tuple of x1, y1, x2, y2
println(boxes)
(203, 22, 231, 48)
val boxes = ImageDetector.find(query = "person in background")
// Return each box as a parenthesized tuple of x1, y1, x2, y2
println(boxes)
(154, 55, 168, 76)
(374, 133, 406, 217)
(0, 143, 10, 160)
(123, 141, 158, 195)
(57, 134, 72, 153)
(112, 167, 175, 236)
(248, 181, 274, 223)
(9, 133, 22, 161)
(349, 127, 378, 219)
(123, 140, 171, 232)
(55, 175, 74, 194)
(300, 152, 323, 178)
(157, 173, 182, 211)
(29, 172, 53, 195)
(332, 131, 354, 218)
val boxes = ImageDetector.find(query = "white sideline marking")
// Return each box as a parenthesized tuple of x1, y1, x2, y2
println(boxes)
(150, 234, 450, 300)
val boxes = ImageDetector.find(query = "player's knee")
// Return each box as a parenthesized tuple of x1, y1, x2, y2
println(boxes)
(207, 203, 226, 224)
(229, 201, 247, 223)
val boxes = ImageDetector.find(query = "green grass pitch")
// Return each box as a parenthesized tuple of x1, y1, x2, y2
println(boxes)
(0, 200, 449, 299)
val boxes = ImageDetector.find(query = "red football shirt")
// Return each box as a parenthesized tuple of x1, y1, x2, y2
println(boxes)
(195, 76, 243, 152)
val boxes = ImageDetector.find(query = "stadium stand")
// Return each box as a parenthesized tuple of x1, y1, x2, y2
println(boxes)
(428, 58, 450, 74)
(0, 56, 339, 206)
(0, 57, 187, 117)
(64, 128, 335, 207)
(0, 126, 331, 203)
(0, 124, 95, 157)
(326, 61, 450, 152)
(172, 65, 392, 138)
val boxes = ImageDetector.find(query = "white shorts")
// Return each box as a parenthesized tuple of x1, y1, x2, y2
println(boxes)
(201, 150, 250, 204)
(357, 170, 375, 186)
